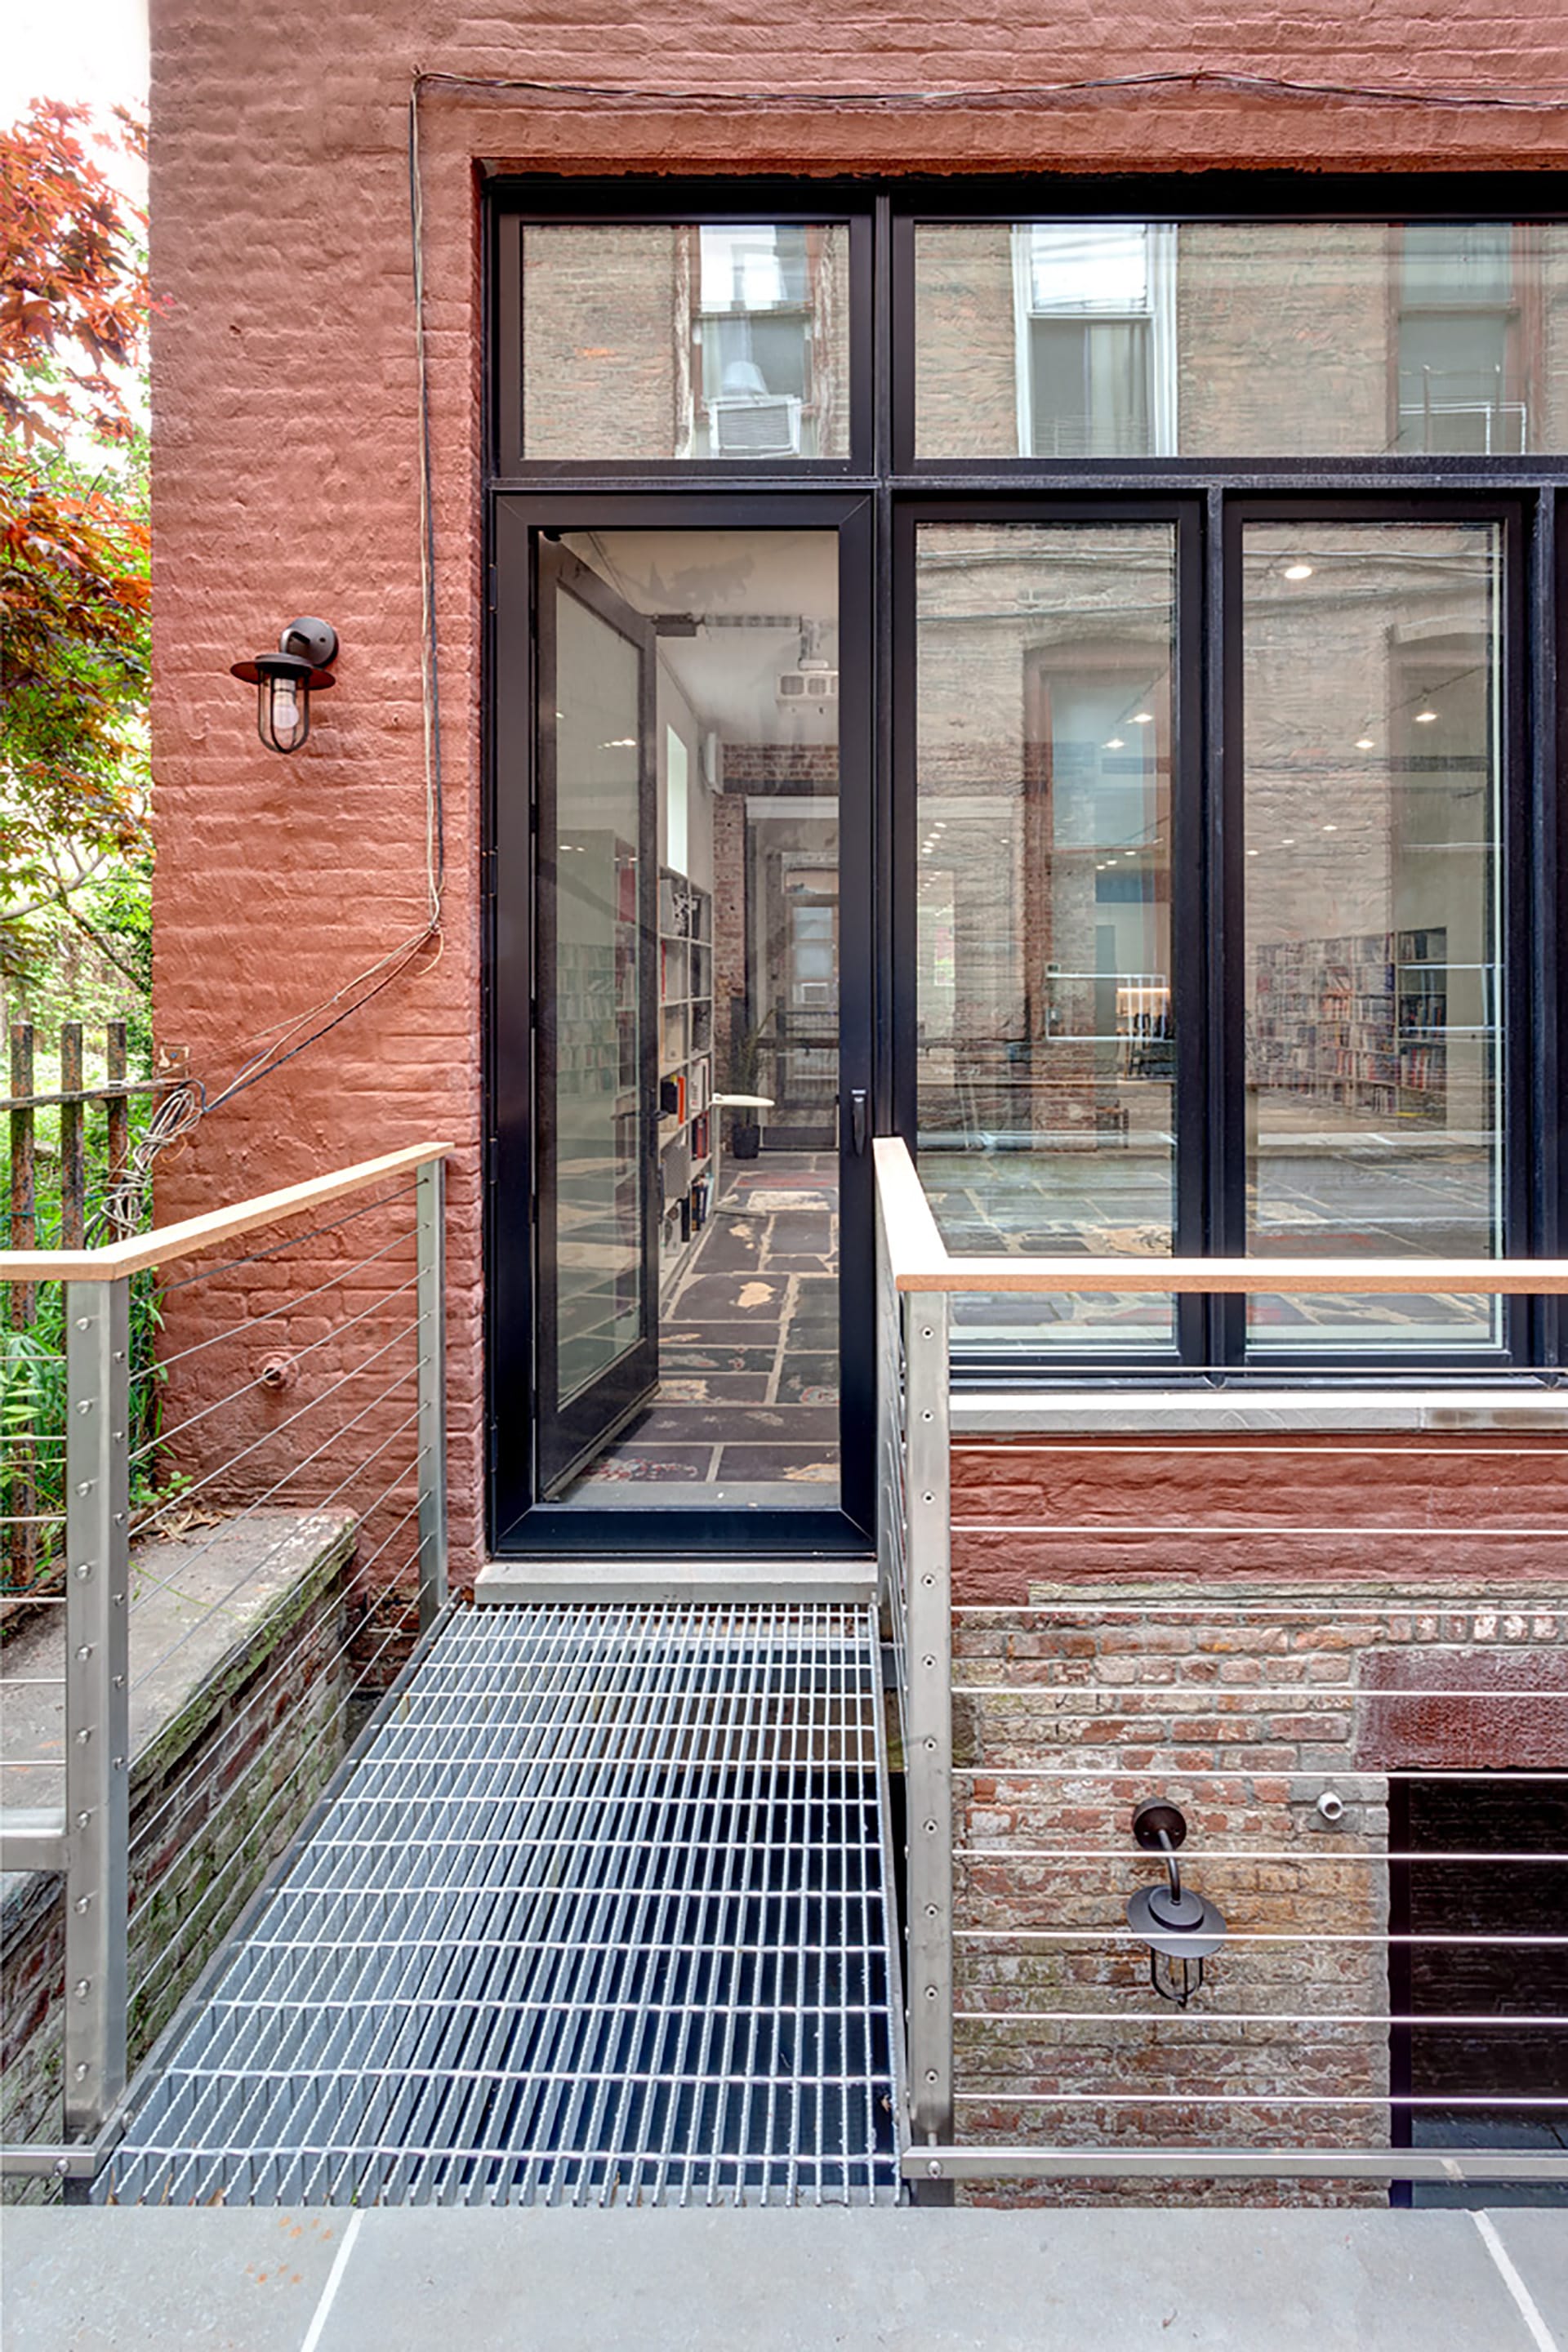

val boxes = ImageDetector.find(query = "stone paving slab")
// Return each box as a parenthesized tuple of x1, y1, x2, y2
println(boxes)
(5, 2207, 1563, 2352)
(2, 2208, 346, 2352)
(1488, 2211, 1568, 2346)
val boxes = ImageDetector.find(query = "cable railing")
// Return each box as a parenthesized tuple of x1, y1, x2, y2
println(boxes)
(872, 1133, 1568, 2199)
(0, 1142, 452, 2194)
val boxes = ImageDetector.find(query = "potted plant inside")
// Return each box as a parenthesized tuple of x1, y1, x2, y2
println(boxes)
(725, 1000, 773, 1160)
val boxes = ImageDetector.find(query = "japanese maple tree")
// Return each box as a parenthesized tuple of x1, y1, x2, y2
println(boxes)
(2, 100, 150, 978)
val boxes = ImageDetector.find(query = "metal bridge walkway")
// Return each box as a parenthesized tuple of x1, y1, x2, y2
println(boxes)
(102, 1601, 901, 2207)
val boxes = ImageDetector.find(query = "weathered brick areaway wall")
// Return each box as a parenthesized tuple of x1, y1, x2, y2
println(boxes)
(149, 2, 1568, 1594)
(952, 1580, 1568, 2206)
(943, 1432, 1567, 2202)
(2, 1520, 355, 2195)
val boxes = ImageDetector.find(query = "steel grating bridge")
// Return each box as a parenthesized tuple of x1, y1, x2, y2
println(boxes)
(100, 1601, 902, 2207)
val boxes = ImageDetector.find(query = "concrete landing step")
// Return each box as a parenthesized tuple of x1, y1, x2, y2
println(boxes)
(474, 1557, 876, 1606)
(9, 2206, 1568, 2352)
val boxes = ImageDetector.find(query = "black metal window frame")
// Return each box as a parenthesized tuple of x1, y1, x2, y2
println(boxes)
(484, 176, 1567, 1438)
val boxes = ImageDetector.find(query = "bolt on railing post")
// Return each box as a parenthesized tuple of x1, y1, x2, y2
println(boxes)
(902, 1288, 953, 2180)
(62, 1276, 131, 2149)
(415, 1156, 448, 1632)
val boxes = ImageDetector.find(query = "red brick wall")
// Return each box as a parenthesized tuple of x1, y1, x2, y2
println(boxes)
(953, 1433, 1568, 1602)
(148, 7, 1567, 1585)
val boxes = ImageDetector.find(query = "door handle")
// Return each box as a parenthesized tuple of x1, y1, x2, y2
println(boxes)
(847, 1088, 868, 1154)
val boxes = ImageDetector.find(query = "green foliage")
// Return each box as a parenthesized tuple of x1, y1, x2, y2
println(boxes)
(0, 1272, 170, 1595)
(7, 854, 154, 1069)
(1, 100, 151, 987)
(0, 1094, 171, 1597)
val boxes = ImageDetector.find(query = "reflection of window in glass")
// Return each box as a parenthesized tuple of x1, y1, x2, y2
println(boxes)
(1013, 224, 1177, 457)
(519, 221, 850, 462)
(1396, 225, 1526, 455)
(693, 225, 821, 458)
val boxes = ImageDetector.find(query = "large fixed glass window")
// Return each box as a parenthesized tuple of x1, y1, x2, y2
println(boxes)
(905, 499, 1525, 1369)
(1242, 523, 1505, 1352)
(915, 522, 1178, 1356)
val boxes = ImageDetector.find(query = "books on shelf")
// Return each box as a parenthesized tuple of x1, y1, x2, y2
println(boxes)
(1252, 927, 1453, 1116)
(657, 866, 715, 1281)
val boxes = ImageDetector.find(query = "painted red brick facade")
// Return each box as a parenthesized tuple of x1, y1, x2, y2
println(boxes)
(148, 7, 1568, 1592)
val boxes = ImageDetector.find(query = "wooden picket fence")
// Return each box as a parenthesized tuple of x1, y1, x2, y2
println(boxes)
(3, 1019, 167, 1597)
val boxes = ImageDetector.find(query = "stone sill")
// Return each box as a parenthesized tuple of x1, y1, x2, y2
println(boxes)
(2, 1508, 356, 1937)
(951, 1387, 1568, 1436)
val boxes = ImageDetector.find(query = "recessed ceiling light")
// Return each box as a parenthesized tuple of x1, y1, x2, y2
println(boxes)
(1414, 710, 1438, 724)
(1245, 848, 1259, 858)
(1104, 737, 1125, 751)
(1131, 712, 1154, 725)
(1322, 822, 1338, 832)
(1281, 837, 1296, 847)
(1355, 737, 1375, 751)
(1282, 563, 1314, 581)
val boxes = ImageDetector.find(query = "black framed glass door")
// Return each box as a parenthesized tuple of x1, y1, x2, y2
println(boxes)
(491, 496, 875, 1554)
(534, 541, 661, 1495)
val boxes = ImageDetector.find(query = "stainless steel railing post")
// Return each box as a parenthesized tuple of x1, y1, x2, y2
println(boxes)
(415, 1156, 448, 1632)
(62, 1275, 131, 2149)
(902, 1289, 954, 2180)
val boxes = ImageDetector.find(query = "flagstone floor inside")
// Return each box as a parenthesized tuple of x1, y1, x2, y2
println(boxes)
(563, 1152, 841, 1500)
(560, 1124, 1503, 1499)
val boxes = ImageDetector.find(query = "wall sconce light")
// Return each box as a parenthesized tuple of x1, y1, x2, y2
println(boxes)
(230, 617, 339, 754)
(1126, 1799, 1227, 2008)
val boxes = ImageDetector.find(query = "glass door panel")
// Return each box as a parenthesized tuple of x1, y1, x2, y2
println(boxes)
(914, 521, 1180, 1359)
(544, 528, 843, 1508)
(1241, 521, 1505, 1350)
(536, 544, 659, 1494)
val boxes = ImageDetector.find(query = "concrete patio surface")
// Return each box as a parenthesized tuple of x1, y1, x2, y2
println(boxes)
(5, 2204, 1566, 2352)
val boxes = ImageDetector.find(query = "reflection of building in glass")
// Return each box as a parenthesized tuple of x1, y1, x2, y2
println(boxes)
(916, 219, 1568, 457)
(1396, 225, 1529, 454)
(521, 221, 849, 461)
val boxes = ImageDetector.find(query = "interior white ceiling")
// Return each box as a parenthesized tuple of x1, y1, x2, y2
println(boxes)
(568, 529, 840, 751)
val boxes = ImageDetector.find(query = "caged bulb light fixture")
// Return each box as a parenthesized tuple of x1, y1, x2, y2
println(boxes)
(1125, 1799, 1227, 2008)
(231, 617, 339, 754)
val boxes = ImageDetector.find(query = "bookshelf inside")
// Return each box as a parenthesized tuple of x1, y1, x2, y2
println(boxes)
(657, 866, 715, 1278)
(1252, 927, 1453, 1123)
